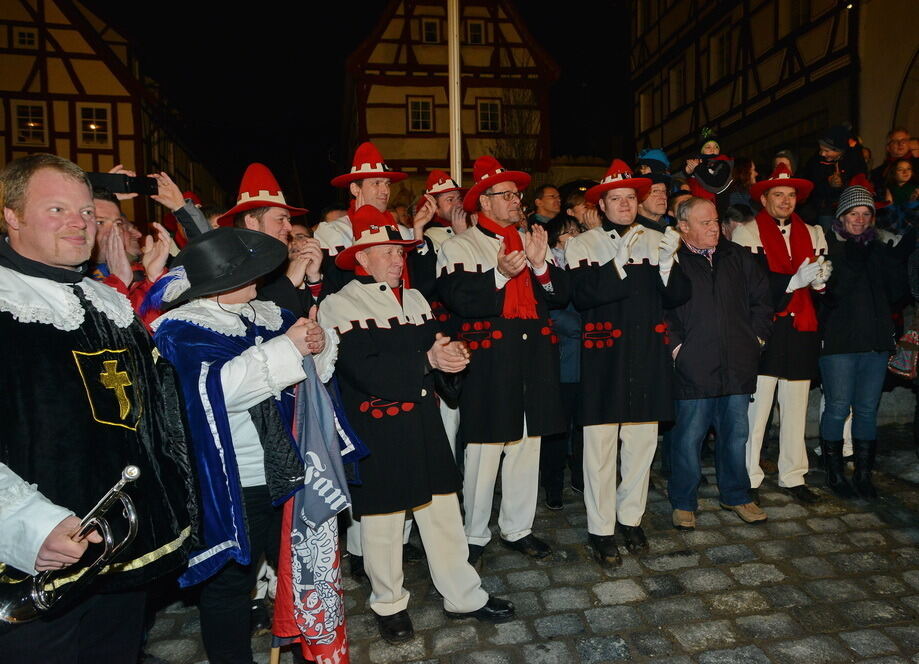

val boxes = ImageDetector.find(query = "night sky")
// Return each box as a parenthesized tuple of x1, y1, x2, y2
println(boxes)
(83, 1, 629, 217)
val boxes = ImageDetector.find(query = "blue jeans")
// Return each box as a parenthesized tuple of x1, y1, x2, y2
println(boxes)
(668, 394, 751, 511)
(819, 352, 889, 440)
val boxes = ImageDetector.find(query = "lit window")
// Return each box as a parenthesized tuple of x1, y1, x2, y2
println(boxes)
(77, 104, 111, 148)
(467, 20, 485, 45)
(12, 101, 47, 146)
(407, 97, 434, 132)
(421, 18, 440, 44)
(477, 99, 501, 133)
(14, 27, 38, 49)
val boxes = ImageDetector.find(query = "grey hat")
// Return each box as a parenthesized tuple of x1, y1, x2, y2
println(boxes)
(835, 185, 876, 219)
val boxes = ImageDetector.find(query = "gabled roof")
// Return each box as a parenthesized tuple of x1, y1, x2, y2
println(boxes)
(346, 0, 559, 81)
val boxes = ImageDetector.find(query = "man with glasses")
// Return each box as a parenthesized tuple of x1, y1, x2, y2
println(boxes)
(436, 156, 568, 565)
(872, 127, 918, 194)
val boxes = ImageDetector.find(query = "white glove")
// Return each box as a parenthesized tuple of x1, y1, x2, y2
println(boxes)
(611, 233, 631, 280)
(786, 258, 821, 292)
(811, 256, 832, 289)
(658, 227, 681, 285)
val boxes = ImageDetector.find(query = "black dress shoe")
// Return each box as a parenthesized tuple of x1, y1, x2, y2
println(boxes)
(544, 487, 563, 510)
(587, 533, 622, 567)
(500, 534, 551, 559)
(403, 542, 425, 563)
(375, 609, 414, 643)
(617, 524, 648, 554)
(445, 595, 515, 623)
(468, 544, 485, 565)
(784, 484, 819, 504)
(350, 554, 367, 581)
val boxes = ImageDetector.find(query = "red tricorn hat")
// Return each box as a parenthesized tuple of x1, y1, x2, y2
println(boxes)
(216, 163, 307, 227)
(586, 159, 652, 205)
(462, 156, 531, 212)
(330, 142, 408, 188)
(335, 205, 417, 270)
(424, 169, 465, 196)
(749, 163, 814, 203)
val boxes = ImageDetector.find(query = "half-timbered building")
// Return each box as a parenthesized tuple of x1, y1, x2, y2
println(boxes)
(343, 0, 559, 198)
(0, 0, 223, 222)
(629, 0, 918, 167)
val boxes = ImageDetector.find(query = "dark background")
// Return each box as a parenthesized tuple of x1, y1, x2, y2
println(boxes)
(83, 1, 630, 215)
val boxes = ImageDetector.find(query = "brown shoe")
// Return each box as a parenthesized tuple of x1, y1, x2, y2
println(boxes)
(672, 509, 696, 530)
(720, 501, 767, 524)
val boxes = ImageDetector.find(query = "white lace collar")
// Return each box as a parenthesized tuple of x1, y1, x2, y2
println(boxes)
(150, 297, 284, 336)
(0, 264, 134, 331)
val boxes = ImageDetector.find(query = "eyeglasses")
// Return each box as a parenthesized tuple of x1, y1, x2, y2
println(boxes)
(482, 190, 523, 202)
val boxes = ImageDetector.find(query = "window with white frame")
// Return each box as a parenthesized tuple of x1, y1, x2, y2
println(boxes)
(407, 96, 434, 133)
(477, 99, 501, 133)
(13, 101, 47, 146)
(466, 20, 485, 45)
(77, 103, 111, 148)
(14, 27, 38, 49)
(421, 18, 440, 43)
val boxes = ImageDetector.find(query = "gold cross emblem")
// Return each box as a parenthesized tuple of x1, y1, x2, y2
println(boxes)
(99, 359, 132, 420)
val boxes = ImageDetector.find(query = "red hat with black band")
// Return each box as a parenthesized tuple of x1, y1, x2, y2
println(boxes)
(586, 159, 652, 205)
(335, 205, 417, 270)
(331, 142, 407, 188)
(462, 156, 530, 213)
(749, 163, 814, 202)
(215, 163, 307, 227)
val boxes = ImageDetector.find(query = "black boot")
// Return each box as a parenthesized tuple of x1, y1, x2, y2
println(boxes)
(852, 438, 878, 499)
(822, 439, 855, 498)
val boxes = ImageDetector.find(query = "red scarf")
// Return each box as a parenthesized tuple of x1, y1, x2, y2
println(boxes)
(477, 214, 538, 319)
(754, 209, 818, 332)
(431, 214, 451, 227)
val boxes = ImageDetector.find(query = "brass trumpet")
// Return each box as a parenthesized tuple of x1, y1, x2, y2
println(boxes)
(0, 465, 140, 625)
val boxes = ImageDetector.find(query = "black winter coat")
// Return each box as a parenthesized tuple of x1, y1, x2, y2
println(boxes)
(818, 233, 909, 356)
(436, 225, 569, 444)
(666, 239, 773, 399)
(565, 221, 691, 424)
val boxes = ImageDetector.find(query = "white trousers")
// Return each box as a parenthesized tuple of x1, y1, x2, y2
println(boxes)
(746, 375, 811, 488)
(583, 422, 658, 535)
(463, 429, 540, 547)
(439, 400, 461, 457)
(346, 510, 411, 557)
(361, 493, 488, 616)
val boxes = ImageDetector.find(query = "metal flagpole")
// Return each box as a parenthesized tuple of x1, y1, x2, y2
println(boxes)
(447, 0, 462, 181)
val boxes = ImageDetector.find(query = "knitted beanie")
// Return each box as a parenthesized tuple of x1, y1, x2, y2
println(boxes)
(835, 184, 876, 219)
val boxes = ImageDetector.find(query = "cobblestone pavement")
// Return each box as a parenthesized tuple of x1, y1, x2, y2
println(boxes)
(145, 426, 919, 663)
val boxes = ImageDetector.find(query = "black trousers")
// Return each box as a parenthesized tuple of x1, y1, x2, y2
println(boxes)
(540, 382, 583, 492)
(0, 589, 146, 664)
(198, 484, 282, 664)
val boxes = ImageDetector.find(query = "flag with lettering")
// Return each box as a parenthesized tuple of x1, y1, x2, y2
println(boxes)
(272, 355, 351, 663)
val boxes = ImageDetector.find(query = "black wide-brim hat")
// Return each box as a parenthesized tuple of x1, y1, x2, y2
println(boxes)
(170, 227, 288, 304)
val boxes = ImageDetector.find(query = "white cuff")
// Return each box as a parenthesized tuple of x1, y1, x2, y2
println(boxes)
(531, 262, 548, 276)
(659, 259, 673, 286)
(0, 477, 74, 575)
(249, 335, 308, 400)
(313, 328, 339, 383)
(494, 269, 511, 289)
